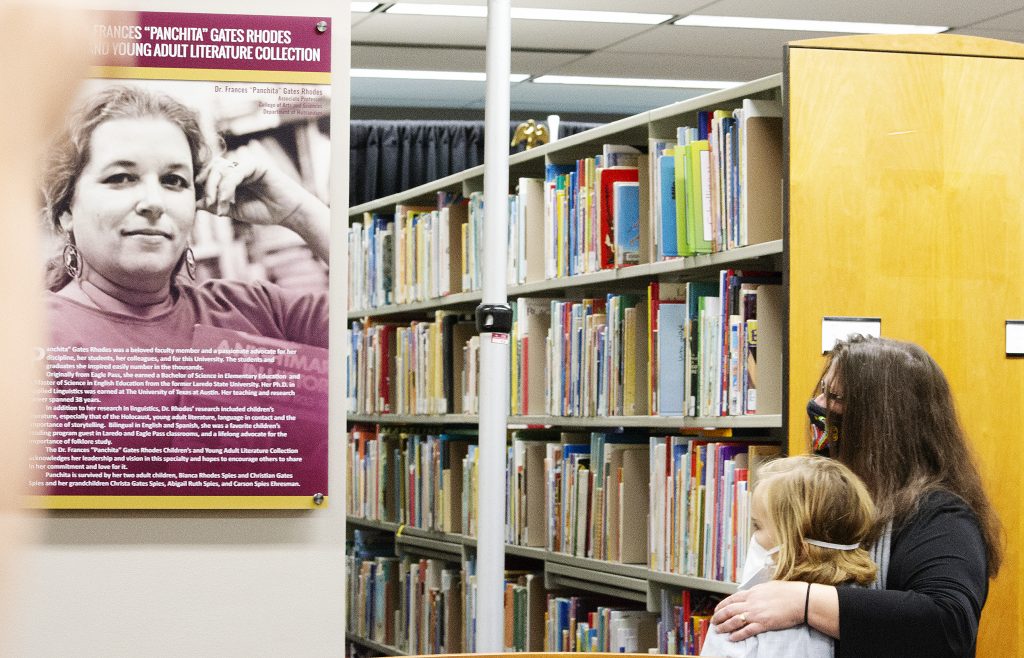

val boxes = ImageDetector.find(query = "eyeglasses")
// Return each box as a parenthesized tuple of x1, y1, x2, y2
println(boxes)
(818, 381, 844, 403)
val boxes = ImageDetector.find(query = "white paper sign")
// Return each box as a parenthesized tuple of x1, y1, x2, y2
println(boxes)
(822, 317, 881, 353)
(1007, 321, 1024, 356)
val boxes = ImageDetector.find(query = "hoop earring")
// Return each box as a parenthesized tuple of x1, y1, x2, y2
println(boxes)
(63, 242, 82, 279)
(185, 247, 197, 280)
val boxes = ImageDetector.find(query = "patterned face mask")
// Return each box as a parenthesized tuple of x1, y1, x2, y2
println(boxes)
(807, 398, 840, 450)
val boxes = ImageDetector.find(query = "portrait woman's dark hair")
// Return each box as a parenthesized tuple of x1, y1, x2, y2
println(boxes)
(42, 85, 213, 291)
(819, 335, 1003, 576)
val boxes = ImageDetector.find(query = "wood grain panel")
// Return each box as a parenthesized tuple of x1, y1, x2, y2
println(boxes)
(787, 42, 1024, 655)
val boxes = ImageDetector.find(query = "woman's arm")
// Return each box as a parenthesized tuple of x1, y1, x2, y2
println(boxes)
(198, 144, 330, 264)
(711, 580, 834, 639)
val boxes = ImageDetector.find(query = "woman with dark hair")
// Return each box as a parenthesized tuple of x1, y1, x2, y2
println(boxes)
(711, 335, 1002, 658)
(42, 84, 329, 349)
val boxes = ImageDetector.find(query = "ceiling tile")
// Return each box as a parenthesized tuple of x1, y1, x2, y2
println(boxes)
(353, 11, 658, 50)
(548, 51, 780, 82)
(607, 24, 838, 59)
(509, 20, 656, 50)
(948, 26, 1024, 43)
(507, 82, 708, 115)
(351, 45, 581, 74)
(966, 8, 1024, 30)
(351, 78, 484, 109)
(695, 0, 1024, 28)
(352, 14, 489, 47)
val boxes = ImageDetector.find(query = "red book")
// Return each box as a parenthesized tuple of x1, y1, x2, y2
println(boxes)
(596, 167, 639, 270)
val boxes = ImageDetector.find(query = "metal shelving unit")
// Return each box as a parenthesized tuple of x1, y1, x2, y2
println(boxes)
(347, 516, 739, 601)
(346, 632, 408, 657)
(348, 413, 781, 429)
(348, 240, 783, 320)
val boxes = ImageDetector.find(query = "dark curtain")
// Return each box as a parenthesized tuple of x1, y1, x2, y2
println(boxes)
(350, 120, 601, 206)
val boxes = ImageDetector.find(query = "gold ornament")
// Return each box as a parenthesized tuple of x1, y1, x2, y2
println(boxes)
(510, 119, 550, 150)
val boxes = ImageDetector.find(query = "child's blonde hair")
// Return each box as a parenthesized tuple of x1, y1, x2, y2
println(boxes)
(756, 455, 878, 587)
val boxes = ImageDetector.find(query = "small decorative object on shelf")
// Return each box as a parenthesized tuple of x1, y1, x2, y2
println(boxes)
(510, 118, 550, 150)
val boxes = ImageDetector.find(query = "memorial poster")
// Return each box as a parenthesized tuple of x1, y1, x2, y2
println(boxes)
(30, 10, 333, 509)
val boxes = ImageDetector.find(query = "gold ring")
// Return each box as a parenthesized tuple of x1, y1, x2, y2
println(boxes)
(740, 613, 748, 624)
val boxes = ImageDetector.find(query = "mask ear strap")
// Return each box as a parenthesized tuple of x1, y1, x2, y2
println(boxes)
(805, 538, 860, 550)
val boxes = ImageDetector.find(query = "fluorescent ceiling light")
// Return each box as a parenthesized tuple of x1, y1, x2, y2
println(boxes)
(533, 75, 740, 89)
(674, 14, 947, 34)
(351, 2, 379, 12)
(387, 4, 487, 18)
(510, 7, 671, 24)
(386, 3, 671, 24)
(352, 68, 529, 82)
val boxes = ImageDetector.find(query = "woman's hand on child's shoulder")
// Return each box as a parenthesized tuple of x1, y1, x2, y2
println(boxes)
(711, 580, 807, 641)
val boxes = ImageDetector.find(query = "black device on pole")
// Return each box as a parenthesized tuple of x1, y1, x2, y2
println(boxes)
(475, 303, 513, 334)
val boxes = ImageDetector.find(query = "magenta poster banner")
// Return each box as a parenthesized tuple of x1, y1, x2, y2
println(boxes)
(30, 10, 332, 509)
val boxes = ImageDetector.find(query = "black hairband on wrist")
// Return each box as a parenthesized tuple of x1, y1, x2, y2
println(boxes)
(804, 582, 812, 625)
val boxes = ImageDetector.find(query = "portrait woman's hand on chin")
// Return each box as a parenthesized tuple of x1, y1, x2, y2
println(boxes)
(197, 144, 329, 265)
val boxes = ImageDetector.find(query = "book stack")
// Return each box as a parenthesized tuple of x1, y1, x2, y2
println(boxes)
(544, 596, 658, 652)
(647, 272, 780, 418)
(347, 312, 477, 416)
(346, 426, 476, 533)
(399, 556, 464, 654)
(543, 144, 643, 279)
(649, 437, 780, 581)
(650, 99, 783, 260)
(656, 588, 722, 655)
(346, 529, 399, 647)
(544, 294, 649, 417)
(347, 195, 468, 312)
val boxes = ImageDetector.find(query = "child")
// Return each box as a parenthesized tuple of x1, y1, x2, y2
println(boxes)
(700, 456, 877, 658)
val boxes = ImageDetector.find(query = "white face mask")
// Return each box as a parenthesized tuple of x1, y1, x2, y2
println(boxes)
(739, 535, 779, 588)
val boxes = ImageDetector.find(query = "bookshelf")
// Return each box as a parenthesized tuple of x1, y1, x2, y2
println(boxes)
(348, 414, 781, 430)
(347, 34, 1022, 657)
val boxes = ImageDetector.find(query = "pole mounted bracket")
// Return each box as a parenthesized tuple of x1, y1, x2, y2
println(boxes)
(475, 303, 513, 334)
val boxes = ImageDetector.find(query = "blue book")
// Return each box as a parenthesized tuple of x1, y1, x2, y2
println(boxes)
(656, 302, 688, 416)
(658, 154, 678, 258)
(612, 180, 640, 266)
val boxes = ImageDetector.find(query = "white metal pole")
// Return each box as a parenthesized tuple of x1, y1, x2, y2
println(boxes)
(475, 0, 511, 652)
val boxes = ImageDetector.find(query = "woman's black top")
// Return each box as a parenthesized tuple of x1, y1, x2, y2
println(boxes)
(836, 490, 989, 658)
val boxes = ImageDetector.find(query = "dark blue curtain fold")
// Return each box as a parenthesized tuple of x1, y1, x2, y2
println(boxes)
(350, 120, 600, 206)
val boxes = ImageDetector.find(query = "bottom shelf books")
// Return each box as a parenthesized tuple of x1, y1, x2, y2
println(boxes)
(346, 529, 722, 655)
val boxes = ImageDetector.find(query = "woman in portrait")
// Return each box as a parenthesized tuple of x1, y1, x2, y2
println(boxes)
(42, 84, 329, 350)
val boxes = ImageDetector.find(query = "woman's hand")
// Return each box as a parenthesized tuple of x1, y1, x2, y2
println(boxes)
(711, 580, 808, 641)
(197, 143, 330, 264)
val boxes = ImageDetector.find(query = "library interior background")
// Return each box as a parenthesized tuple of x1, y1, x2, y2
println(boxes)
(6, 1, 1022, 657)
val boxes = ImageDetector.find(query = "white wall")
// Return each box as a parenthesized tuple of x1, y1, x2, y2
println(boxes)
(4, 1, 349, 655)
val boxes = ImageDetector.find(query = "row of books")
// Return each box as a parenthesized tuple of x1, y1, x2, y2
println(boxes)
(347, 427, 780, 584)
(657, 588, 721, 654)
(544, 597, 657, 652)
(649, 437, 780, 581)
(347, 533, 691, 655)
(347, 427, 475, 534)
(347, 269, 780, 419)
(346, 97, 782, 313)
(346, 311, 479, 416)
(543, 144, 644, 278)
(347, 551, 465, 654)
(648, 99, 783, 260)
(348, 192, 469, 311)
